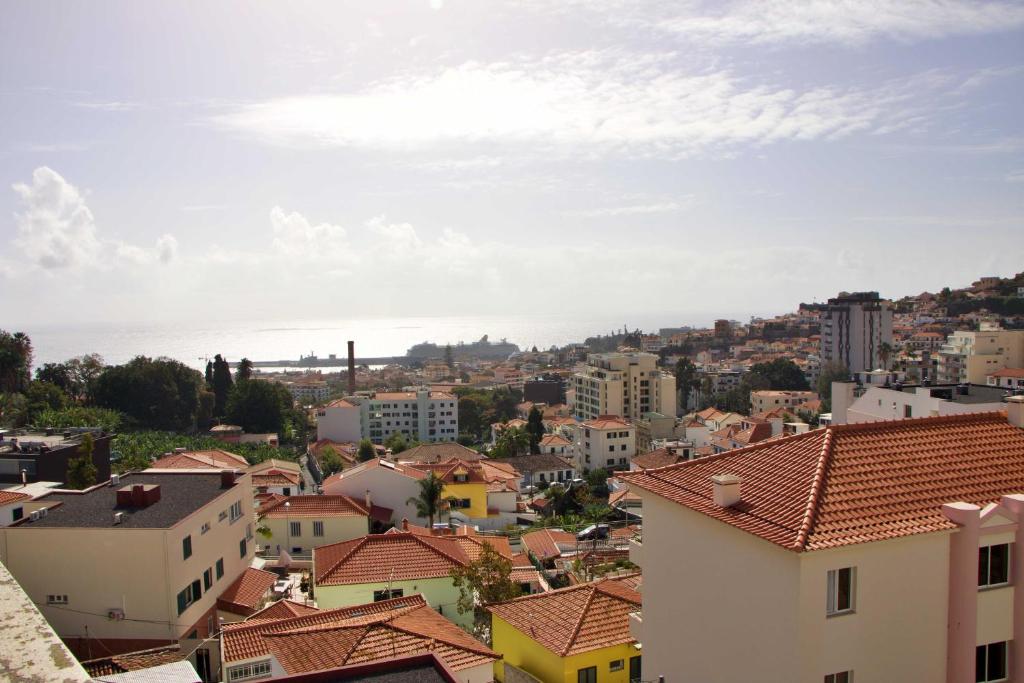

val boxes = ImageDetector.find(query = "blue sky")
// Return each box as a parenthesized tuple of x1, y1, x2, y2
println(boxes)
(1, 0, 1022, 326)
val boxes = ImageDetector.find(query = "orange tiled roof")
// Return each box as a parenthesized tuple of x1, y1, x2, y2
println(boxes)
(246, 600, 320, 623)
(81, 644, 185, 676)
(452, 534, 513, 561)
(397, 443, 483, 463)
(260, 495, 370, 519)
(631, 448, 688, 470)
(217, 568, 278, 616)
(261, 601, 498, 674)
(252, 470, 301, 487)
(991, 368, 1024, 378)
(509, 566, 544, 585)
(149, 449, 249, 470)
(510, 552, 532, 567)
(622, 412, 1024, 552)
(539, 434, 571, 447)
(521, 528, 577, 561)
(488, 578, 641, 657)
(0, 490, 31, 506)
(582, 416, 631, 430)
(315, 531, 470, 585)
(222, 595, 427, 662)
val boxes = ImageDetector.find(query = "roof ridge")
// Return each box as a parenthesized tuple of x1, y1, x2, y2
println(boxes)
(792, 427, 835, 551)
(560, 585, 599, 656)
(316, 536, 369, 582)
(388, 607, 495, 655)
(415, 533, 470, 566)
(829, 410, 1007, 433)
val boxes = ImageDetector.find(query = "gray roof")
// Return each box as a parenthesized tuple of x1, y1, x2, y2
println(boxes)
(16, 472, 240, 529)
(490, 454, 574, 473)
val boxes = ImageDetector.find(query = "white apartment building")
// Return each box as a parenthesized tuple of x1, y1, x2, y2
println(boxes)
(578, 416, 636, 472)
(988, 368, 1024, 389)
(938, 328, 1024, 385)
(316, 390, 459, 444)
(749, 390, 818, 414)
(623, 405, 1024, 683)
(830, 381, 1008, 425)
(573, 352, 676, 422)
(283, 378, 330, 405)
(820, 291, 894, 373)
(0, 470, 254, 658)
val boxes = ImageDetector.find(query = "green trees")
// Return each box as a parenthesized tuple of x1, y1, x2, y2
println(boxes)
(93, 356, 204, 431)
(31, 406, 123, 432)
(383, 432, 417, 454)
(746, 358, 810, 391)
(66, 432, 98, 490)
(879, 342, 894, 371)
(444, 344, 454, 369)
(24, 381, 68, 423)
(357, 438, 376, 462)
(320, 444, 344, 475)
(450, 542, 521, 632)
(406, 472, 445, 528)
(673, 358, 700, 411)
(212, 354, 234, 416)
(453, 386, 523, 440)
(526, 406, 545, 454)
(235, 358, 254, 382)
(0, 330, 33, 394)
(225, 379, 293, 433)
(491, 425, 529, 458)
(817, 362, 850, 413)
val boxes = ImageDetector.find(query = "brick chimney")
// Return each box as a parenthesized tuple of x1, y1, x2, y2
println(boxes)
(711, 474, 742, 508)
(347, 341, 356, 395)
(221, 469, 238, 488)
(1008, 395, 1024, 430)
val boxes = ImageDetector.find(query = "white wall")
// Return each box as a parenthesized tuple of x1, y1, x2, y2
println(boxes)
(316, 403, 362, 442)
(321, 467, 420, 525)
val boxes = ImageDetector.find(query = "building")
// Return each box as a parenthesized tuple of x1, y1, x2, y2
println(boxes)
(256, 494, 379, 558)
(830, 381, 1009, 424)
(538, 433, 574, 457)
(305, 439, 359, 482)
(714, 319, 733, 339)
(622, 406, 1024, 682)
(749, 390, 819, 414)
(149, 449, 249, 471)
(938, 328, 1024, 384)
(0, 429, 112, 485)
(520, 528, 578, 569)
(219, 594, 499, 683)
(489, 576, 643, 683)
(987, 368, 1024, 389)
(314, 398, 362, 443)
(316, 390, 459, 445)
(215, 567, 278, 624)
(578, 416, 635, 472)
(524, 376, 565, 406)
(573, 352, 676, 422)
(281, 376, 330, 405)
(0, 470, 255, 658)
(819, 291, 894, 373)
(490, 454, 575, 488)
(313, 531, 475, 628)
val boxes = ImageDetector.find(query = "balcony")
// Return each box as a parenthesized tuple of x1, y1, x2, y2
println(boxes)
(629, 610, 643, 642)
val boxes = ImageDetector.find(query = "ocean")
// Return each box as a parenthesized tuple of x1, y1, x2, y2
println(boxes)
(21, 314, 688, 370)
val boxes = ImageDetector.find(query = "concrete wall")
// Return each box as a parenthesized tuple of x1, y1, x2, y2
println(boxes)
(316, 403, 362, 442)
(321, 467, 420, 525)
(262, 514, 368, 556)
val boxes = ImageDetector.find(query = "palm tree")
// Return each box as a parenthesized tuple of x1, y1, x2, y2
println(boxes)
(878, 342, 894, 371)
(236, 357, 254, 382)
(407, 472, 445, 529)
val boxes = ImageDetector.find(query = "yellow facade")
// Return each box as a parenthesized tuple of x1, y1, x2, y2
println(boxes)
(442, 481, 489, 519)
(261, 515, 367, 556)
(492, 614, 641, 683)
(314, 576, 472, 629)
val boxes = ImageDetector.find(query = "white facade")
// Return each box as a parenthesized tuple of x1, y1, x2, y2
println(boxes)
(315, 399, 362, 442)
(316, 390, 459, 445)
(938, 329, 1024, 384)
(573, 352, 676, 421)
(578, 418, 636, 472)
(820, 292, 894, 373)
(321, 461, 422, 524)
(831, 382, 1007, 425)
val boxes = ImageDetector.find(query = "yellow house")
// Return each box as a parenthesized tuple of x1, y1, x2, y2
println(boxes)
(313, 530, 475, 629)
(257, 494, 377, 557)
(488, 575, 643, 683)
(412, 460, 491, 519)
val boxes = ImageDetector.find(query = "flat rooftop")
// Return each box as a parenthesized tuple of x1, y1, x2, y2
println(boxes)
(0, 429, 107, 455)
(14, 471, 239, 529)
(898, 383, 1011, 405)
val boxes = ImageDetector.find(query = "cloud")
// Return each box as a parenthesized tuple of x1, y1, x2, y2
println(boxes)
(11, 167, 177, 270)
(564, 199, 693, 217)
(652, 0, 1024, 46)
(74, 100, 144, 112)
(210, 51, 966, 160)
(1006, 170, 1024, 183)
(270, 205, 349, 258)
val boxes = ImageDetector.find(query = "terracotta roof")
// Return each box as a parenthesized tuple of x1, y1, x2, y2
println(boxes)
(149, 449, 249, 470)
(249, 458, 301, 474)
(521, 528, 577, 561)
(324, 458, 428, 488)
(81, 645, 185, 676)
(608, 488, 641, 506)
(540, 434, 571, 447)
(222, 595, 427, 662)
(510, 566, 544, 585)
(631, 448, 688, 470)
(262, 602, 498, 674)
(246, 600, 320, 622)
(315, 532, 470, 585)
(606, 571, 642, 592)
(488, 578, 641, 657)
(990, 368, 1024, 378)
(397, 443, 483, 463)
(260, 495, 370, 519)
(510, 552, 532, 567)
(325, 398, 358, 408)
(410, 459, 488, 484)
(216, 568, 278, 616)
(582, 416, 632, 430)
(0, 490, 31, 506)
(622, 412, 1024, 552)
(451, 534, 513, 561)
(491, 454, 574, 474)
(252, 470, 301, 487)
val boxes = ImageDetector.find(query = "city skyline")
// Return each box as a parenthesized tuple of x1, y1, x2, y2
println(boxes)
(1, 1, 1022, 326)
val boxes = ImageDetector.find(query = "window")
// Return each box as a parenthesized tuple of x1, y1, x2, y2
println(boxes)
(577, 666, 597, 683)
(976, 642, 1007, 682)
(373, 588, 404, 601)
(290, 521, 302, 537)
(246, 523, 253, 541)
(227, 660, 272, 681)
(313, 521, 324, 537)
(824, 672, 852, 683)
(176, 579, 202, 615)
(182, 535, 192, 560)
(219, 510, 228, 522)
(229, 501, 243, 522)
(201, 522, 210, 535)
(629, 656, 641, 682)
(903, 405, 912, 418)
(203, 568, 213, 590)
(608, 445, 615, 452)
(978, 544, 1011, 587)
(826, 567, 855, 615)
(610, 658, 624, 671)
(12, 507, 23, 522)
(216, 558, 224, 579)
(46, 594, 68, 605)
(239, 538, 247, 559)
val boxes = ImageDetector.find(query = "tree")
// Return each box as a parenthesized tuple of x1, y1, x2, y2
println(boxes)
(225, 379, 293, 433)
(492, 425, 529, 458)
(449, 542, 521, 633)
(65, 354, 105, 403)
(384, 432, 415, 454)
(357, 438, 376, 462)
(0, 330, 33, 394)
(212, 354, 234, 416)
(816, 361, 850, 413)
(406, 472, 445, 528)
(24, 381, 69, 423)
(236, 358, 254, 382)
(93, 356, 204, 431)
(673, 358, 700, 411)
(878, 342, 894, 371)
(205, 361, 214, 385)
(746, 358, 810, 391)
(35, 363, 75, 396)
(444, 344, 454, 369)
(321, 444, 345, 475)
(526, 406, 545, 454)
(67, 432, 98, 490)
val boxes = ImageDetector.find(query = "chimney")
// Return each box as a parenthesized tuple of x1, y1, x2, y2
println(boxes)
(1008, 395, 1024, 430)
(711, 474, 742, 508)
(347, 341, 356, 395)
(221, 469, 238, 488)
(365, 489, 372, 511)
(402, 518, 409, 531)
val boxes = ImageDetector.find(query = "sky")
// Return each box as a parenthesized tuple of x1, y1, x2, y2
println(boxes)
(1, 0, 1022, 328)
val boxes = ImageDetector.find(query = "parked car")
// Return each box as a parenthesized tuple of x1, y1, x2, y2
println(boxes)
(576, 524, 609, 541)
(272, 578, 292, 597)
